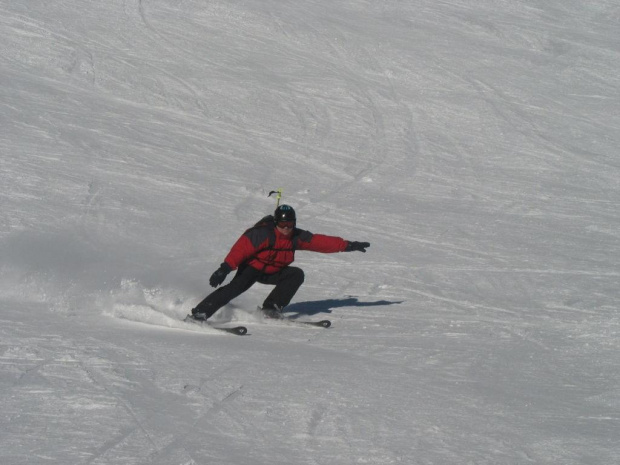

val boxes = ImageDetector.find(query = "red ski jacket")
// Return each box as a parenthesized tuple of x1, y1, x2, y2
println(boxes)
(223, 225, 349, 274)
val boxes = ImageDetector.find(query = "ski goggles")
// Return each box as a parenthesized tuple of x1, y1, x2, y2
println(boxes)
(276, 220, 296, 229)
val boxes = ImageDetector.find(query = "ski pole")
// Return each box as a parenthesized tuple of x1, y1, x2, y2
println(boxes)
(268, 188, 283, 208)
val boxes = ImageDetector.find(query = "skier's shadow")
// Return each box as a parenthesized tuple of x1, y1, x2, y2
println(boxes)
(285, 297, 403, 318)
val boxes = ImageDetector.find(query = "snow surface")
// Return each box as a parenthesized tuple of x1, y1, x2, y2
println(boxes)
(1, 1, 619, 464)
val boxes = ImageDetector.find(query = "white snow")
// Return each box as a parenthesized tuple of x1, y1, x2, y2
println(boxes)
(1, 1, 619, 464)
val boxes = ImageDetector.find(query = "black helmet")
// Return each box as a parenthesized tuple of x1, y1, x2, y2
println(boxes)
(274, 204, 296, 223)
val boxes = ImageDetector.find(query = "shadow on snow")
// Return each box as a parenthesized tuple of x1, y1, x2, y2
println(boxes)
(285, 297, 403, 318)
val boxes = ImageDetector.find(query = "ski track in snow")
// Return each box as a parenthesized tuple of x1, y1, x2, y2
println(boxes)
(1, 0, 620, 464)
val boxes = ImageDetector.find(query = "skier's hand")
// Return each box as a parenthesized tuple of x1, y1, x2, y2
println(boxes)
(345, 241, 370, 253)
(209, 263, 232, 287)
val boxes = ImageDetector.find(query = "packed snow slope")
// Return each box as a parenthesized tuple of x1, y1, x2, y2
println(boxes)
(1, 1, 619, 464)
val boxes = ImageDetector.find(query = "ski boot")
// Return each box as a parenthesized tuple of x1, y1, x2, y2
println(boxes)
(260, 303, 285, 319)
(185, 307, 209, 322)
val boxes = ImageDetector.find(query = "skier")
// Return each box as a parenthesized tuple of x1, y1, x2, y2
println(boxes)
(189, 205, 370, 321)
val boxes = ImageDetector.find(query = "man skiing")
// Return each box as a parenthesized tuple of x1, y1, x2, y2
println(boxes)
(189, 205, 370, 321)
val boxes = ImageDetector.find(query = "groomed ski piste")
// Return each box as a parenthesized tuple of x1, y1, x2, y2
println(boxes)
(1, 1, 619, 464)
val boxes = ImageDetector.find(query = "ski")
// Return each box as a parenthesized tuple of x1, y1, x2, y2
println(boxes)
(212, 325, 248, 335)
(290, 319, 331, 328)
(184, 315, 248, 336)
(257, 307, 331, 328)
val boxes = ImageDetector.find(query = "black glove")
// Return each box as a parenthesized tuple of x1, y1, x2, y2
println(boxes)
(344, 241, 370, 253)
(209, 263, 232, 287)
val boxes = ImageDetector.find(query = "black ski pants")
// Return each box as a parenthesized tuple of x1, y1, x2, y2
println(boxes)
(194, 265, 305, 319)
